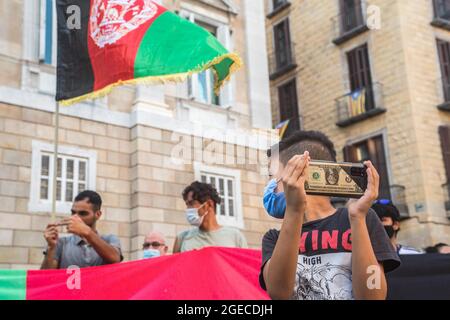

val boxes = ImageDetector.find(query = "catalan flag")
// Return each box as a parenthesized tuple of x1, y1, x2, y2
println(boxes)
(275, 119, 290, 139)
(348, 88, 366, 117)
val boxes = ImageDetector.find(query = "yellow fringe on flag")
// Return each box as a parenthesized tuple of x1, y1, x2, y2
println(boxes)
(60, 52, 243, 106)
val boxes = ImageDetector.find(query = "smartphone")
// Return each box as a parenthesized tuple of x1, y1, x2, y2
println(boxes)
(305, 161, 368, 198)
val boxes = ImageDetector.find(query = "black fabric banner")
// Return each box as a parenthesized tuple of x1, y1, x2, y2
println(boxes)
(387, 254, 450, 300)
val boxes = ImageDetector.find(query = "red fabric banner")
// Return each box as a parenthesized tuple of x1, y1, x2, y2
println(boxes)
(26, 247, 269, 300)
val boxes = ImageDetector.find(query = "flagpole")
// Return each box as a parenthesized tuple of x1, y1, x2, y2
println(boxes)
(51, 101, 60, 223)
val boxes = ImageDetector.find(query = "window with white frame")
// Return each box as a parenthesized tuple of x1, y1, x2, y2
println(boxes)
(194, 163, 243, 228)
(181, 11, 234, 108)
(29, 141, 97, 213)
(39, 0, 57, 66)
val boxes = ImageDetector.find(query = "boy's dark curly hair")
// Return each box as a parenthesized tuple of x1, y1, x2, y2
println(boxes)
(182, 181, 222, 207)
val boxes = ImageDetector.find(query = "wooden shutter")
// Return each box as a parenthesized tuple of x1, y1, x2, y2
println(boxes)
(274, 19, 292, 69)
(437, 39, 450, 102)
(278, 80, 300, 137)
(339, 0, 363, 33)
(343, 145, 356, 162)
(347, 44, 375, 110)
(370, 136, 391, 199)
(344, 136, 391, 199)
(439, 126, 450, 183)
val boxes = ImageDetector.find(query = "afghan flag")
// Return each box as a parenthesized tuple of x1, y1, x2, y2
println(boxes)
(0, 248, 269, 300)
(56, 0, 242, 105)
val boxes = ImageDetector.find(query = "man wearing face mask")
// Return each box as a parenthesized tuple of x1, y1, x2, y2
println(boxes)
(41, 190, 123, 269)
(142, 231, 168, 259)
(173, 181, 248, 253)
(371, 200, 424, 255)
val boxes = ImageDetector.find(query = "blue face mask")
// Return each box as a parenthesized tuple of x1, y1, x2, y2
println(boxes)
(143, 249, 161, 259)
(263, 179, 286, 219)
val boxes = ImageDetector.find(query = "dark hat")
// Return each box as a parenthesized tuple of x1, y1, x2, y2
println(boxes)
(371, 200, 400, 222)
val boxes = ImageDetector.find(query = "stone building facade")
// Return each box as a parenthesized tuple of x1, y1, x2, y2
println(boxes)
(265, 0, 450, 248)
(0, 0, 281, 269)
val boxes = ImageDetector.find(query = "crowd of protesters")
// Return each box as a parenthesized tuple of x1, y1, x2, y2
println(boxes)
(40, 130, 449, 300)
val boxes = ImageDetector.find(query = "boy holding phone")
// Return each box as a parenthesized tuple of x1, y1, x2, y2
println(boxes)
(260, 131, 400, 300)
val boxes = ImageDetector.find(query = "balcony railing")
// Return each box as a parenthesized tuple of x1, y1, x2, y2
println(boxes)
(335, 82, 386, 127)
(269, 42, 297, 80)
(331, 2, 368, 45)
(443, 183, 450, 219)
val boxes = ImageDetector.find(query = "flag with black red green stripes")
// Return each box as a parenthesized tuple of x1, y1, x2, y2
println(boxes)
(56, 0, 241, 105)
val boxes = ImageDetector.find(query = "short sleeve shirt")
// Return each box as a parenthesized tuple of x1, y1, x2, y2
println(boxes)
(177, 226, 248, 252)
(259, 208, 401, 300)
(51, 234, 123, 269)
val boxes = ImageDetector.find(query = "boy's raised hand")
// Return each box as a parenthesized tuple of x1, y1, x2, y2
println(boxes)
(348, 160, 380, 221)
(282, 151, 310, 214)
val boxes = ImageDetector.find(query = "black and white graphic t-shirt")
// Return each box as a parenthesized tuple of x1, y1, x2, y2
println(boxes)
(259, 208, 401, 300)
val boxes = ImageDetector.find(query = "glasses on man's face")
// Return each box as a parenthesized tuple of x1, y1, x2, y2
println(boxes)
(143, 241, 165, 249)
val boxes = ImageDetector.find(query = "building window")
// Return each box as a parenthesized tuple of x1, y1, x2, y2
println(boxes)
(347, 44, 374, 110)
(439, 126, 450, 215)
(39, 0, 57, 65)
(434, 0, 450, 20)
(271, 0, 289, 13)
(278, 79, 300, 138)
(29, 141, 97, 213)
(437, 39, 450, 109)
(339, 0, 364, 33)
(336, 44, 386, 126)
(182, 12, 233, 107)
(273, 0, 288, 10)
(439, 126, 450, 183)
(343, 135, 391, 199)
(193, 21, 220, 106)
(194, 163, 244, 229)
(332, 0, 368, 45)
(431, 1, 450, 31)
(270, 19, 296, 78)
(267, 0, 291, 18)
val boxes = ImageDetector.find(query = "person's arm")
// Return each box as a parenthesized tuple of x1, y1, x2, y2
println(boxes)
(41, 247, 59, 270)
(41, 224, 59, 270)
(173, 235, 181, 254)
(65, 216, 121, 264)
(238, 231, 248, 248)
(85, 231, 121, 264)
(263, 153, 310, 300)
(348, 161, 387, 300)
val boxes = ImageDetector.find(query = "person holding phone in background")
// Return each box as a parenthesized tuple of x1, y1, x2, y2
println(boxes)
(41, 190, 123, 269)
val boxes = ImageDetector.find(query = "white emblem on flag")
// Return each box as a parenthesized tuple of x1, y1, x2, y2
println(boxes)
(90, 0, 158, 48)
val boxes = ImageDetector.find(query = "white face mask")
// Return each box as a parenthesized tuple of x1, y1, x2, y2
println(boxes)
(185, 203, 208, 227)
